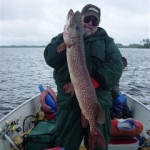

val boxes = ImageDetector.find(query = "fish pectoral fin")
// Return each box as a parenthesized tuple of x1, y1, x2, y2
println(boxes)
(63, 83, 75, 95)
(57, 42, 66, 52)
(81, 113, 89, 128)
(97, 105, 105, 124)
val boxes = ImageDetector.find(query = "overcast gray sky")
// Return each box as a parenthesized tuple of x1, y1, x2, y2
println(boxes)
(0, 0, 149, 45)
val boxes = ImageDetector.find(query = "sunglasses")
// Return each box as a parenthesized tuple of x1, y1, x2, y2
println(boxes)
(83, 16, 99, 27)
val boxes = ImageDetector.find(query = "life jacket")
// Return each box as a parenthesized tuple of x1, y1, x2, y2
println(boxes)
(40, 87, 57, 120)
(110, 91, 132, 119)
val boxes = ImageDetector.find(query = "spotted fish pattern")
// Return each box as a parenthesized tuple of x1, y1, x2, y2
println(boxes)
(58, 9, 106, 150)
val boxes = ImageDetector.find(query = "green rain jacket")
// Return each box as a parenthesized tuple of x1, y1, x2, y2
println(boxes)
(44, 27, 123, 109)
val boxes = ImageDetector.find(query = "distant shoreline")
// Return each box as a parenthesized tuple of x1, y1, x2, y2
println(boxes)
(0, 45, 46, 48)
(0, 45, 149, 49)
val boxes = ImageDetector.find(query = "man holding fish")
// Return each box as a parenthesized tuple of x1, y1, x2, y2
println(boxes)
(43, 4, 123, 150)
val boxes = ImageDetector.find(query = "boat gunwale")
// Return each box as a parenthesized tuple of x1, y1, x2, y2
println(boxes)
(123, 92, 150, 111)
(1, 92, 149, 122)
(0, 93, 40, 123)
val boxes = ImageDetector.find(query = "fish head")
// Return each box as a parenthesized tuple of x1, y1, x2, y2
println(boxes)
(64, 10, 83, 47)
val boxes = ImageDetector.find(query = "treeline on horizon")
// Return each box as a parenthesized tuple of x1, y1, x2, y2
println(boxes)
(0, 38, 150, 48)
(0, 45, 46, 48)
(116, 38, 150, 48)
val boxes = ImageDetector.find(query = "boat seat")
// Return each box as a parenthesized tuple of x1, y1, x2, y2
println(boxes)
(110, 118, 143, 137)
(108, 137, 139, 150)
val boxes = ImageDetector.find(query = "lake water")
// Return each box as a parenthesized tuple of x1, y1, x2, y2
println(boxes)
(0, 47, 150, 119)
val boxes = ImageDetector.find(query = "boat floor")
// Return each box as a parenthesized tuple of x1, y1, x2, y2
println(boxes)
(79, 146, 87, 150)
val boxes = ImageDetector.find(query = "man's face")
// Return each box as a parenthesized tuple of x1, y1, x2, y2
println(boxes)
(81, 15, 99, 36)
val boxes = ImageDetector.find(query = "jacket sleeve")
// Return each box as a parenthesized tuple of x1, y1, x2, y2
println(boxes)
(44, 33, 66, 69)
(92, 38, 123, 89)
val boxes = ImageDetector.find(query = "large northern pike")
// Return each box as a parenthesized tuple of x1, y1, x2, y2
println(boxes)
(57, 10, 106, 150)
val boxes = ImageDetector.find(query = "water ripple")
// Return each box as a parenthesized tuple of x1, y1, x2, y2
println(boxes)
(0, 48, 150, 119)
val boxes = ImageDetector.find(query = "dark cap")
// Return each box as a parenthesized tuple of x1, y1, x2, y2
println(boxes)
(81, 4, 101, 20)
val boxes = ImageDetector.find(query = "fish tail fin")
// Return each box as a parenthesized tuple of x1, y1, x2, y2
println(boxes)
(57, 42, 66, 52)
(97, 104, 105, 124)
(89, 128, 106, 150)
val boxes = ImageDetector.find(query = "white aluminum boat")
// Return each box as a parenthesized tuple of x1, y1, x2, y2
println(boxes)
(0, 93, 150, 150)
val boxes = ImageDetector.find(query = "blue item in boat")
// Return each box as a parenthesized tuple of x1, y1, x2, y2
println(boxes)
(110, 91, 132, 118)
(114, 91, 127, 105)
(39, 85, 56, 112)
